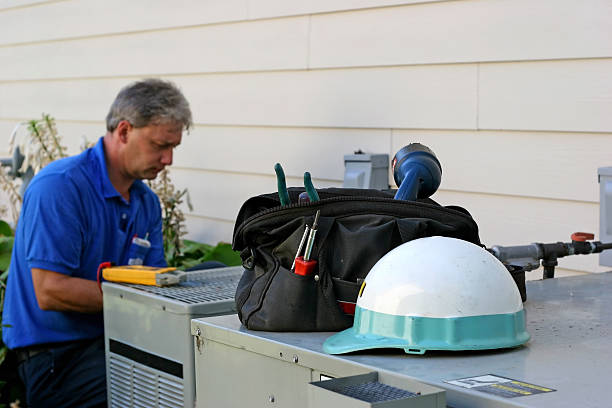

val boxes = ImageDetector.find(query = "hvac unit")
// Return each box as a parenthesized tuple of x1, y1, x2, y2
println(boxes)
(191, 315, 446, 408)
(103, 266, 243, 408)
(599, 167, 612, 266)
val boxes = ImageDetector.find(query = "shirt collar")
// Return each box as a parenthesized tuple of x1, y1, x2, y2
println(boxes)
(92, 137, 147, 200)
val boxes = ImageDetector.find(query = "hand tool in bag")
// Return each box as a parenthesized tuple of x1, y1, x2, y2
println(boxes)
(291, 224, 310, 271)
(294, 210, 320, 276)
(98, 263, 184, 287)
(488, 232, 612, 279)
(392, 143, 442, 201)
(303, 172, 320, 202)
(298, 192, 310, 204)
(274, 163, 291, 205)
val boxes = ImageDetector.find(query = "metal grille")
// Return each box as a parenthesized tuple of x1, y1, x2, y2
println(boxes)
(109, 354, 184, 408)
(337, 381, 417, 403)
(127, 268, 242, 304)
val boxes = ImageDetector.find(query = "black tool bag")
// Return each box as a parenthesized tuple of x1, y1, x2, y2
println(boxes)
(232, 187, 491, 332)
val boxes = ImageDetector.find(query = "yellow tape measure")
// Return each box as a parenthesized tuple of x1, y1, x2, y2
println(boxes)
(102, 265, 179, 286)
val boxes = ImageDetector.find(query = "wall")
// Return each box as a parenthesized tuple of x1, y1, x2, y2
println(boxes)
(1, 0, 611, 278)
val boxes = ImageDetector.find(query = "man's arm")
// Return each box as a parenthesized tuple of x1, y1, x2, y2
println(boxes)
(31, 268, 102, 313)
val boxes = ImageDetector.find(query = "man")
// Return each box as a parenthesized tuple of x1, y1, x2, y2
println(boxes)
(2, 78, 192, 407)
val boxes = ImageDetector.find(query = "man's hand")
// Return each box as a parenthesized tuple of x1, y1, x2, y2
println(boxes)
(31, 268, 103, 313)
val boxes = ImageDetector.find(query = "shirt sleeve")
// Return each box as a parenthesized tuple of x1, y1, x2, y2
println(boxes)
(22, 173, 84, 275)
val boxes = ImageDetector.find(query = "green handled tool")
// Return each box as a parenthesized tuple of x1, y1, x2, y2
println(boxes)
(304, 172, 320, 202)
(274, 163, 291, 206)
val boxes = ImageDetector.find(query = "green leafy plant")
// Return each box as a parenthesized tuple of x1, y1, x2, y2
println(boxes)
(0, 114, 67, 226)
(0, 220, 14, 366)
(0, 220, 22, 408)
(20, 114, 68, 173)
(174, 240, 242, 269)
(0, 115, 64, 408)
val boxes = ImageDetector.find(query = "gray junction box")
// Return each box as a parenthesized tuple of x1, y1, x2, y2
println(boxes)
(103, 266, 243, 408)
(599, 167, 612, 266)
(343, 153, 389, 190)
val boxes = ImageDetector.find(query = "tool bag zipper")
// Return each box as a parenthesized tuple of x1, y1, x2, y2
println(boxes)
(233, 195, 480, 250)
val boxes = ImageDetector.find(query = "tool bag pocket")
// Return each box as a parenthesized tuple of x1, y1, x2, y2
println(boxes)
(233, 187, 483, 332)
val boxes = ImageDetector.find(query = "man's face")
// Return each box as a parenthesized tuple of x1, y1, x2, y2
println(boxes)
(123, 122, 183, 180)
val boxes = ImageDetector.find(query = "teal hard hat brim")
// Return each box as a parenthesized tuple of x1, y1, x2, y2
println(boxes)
(323, 326, 423, 355)
(323, 306, 530, 355)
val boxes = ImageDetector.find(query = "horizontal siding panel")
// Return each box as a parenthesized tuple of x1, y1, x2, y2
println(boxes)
(0, 80, 119, 124)
(183, 215, 235, 246)
(0, 0, 247, 45)
(0, 121, 392, 180)
(479, 59, 612, 133)
(0, 66, 478, 129)
(175, 126, 391, 180)
(171, 168, 340, 222)
(310, 0, 612, 68)
(0, 0, 446, 45)
(0, 0, 50, 11)
(435, 190, 608, 274)
(7, 0, 610, 80)
(171, 169, 272, 222)
(0, 17, 309, 81)
(247, 0, 444, 19)
(180, 66, 477, 129)
(392, 129, 611, 203)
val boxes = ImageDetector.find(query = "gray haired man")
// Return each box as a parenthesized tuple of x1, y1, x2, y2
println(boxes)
(3, 79, 192, 407)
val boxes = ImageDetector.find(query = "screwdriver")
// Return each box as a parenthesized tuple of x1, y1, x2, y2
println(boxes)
(303, 210, 320, 261)
(291, 224, 310, 271)
(294, 210, 320, 276)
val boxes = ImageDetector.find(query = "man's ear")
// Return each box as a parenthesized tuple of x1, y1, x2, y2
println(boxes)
(116, 120, 131, 143)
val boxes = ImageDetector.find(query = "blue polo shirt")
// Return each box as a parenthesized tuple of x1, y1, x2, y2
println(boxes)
(2, 137, 166, 349)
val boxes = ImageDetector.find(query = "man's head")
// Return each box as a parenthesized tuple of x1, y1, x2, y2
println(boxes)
(105, 79, 192, 181)
(106, 78, 192, 133)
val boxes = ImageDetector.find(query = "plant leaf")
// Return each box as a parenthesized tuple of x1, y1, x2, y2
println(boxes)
(0, 253, 11, 272)
(201, 242, 242, 266)
(0, 221, 12, 237)
(0, 236, 14, 253)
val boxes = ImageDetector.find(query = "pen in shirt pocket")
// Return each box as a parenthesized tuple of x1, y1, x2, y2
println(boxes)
(127, 232, 151, 265)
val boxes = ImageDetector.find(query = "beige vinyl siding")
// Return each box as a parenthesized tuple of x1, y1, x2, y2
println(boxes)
(1, 0, 610, 279)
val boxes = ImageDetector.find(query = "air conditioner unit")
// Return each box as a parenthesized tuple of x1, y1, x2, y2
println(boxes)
(103, 266, 243, 408)
(191, 315, 446, 408)
(599, 167, 612, 266)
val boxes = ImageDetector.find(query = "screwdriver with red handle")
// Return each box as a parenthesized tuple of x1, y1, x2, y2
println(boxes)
(294, 210, 320, 276)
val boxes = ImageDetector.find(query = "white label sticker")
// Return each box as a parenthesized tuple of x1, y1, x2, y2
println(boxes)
(444, 374, 555, 399)
(446, 375, 512, 389)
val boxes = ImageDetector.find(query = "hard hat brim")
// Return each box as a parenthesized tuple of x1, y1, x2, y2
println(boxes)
(323, 306, 530, 355)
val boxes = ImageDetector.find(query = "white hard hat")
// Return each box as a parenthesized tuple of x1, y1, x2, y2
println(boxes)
(323, 236, 529, 355)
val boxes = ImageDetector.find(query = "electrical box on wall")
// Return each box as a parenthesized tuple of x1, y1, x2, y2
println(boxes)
(343, 152, 389, 190)
(599, 167, 612, 267)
